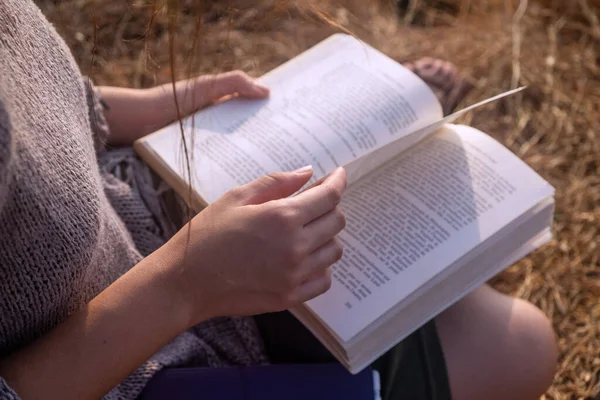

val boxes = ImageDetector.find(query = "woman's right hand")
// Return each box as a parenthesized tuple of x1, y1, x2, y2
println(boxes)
(155, 166, 347, 328)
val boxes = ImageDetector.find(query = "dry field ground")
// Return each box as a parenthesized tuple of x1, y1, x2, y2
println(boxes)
(35, 0, 599, 398)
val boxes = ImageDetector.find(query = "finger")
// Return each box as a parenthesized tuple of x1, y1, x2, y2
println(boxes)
(290, 269, 332, 304)
(231, 165, 313, 206)
(198, 71, 269, 105)
(302, 208, 346, 253)
(289, 167, 347, 224)
(297, 239, 343, 280)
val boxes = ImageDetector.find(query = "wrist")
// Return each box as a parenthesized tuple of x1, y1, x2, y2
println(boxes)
(148, 78, 202, 119)
(147, 240, 215, 330)
(142, 249, 196, 332)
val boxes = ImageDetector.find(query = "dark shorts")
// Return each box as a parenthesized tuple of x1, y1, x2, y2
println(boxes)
(254, 312, 452, 400)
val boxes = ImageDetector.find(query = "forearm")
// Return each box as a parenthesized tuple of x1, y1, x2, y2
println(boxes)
(99, 72, 268, 146)
(98, 86, 164, 146)
(0, 253, 196, 399)
(100, 78, 213, 146)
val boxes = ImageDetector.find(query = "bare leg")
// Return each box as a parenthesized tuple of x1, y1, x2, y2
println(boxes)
(435, 285, 558, 400)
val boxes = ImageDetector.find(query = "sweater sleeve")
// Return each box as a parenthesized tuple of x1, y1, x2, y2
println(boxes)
(83, 76, 111, 155)
(0, 96, 14, 213)
(0, 100, 20, 400)
(0, 379, 19, 400)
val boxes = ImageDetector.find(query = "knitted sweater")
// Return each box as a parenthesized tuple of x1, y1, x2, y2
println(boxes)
(0, 1, 267, 398)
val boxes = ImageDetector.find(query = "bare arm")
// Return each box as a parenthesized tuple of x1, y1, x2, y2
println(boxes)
(99, 71, 269, 146)
(0, 252, 192, 399)
(0, 167, 348, 399)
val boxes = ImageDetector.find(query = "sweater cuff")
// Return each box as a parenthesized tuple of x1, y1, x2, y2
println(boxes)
(0, 378, 20, 400)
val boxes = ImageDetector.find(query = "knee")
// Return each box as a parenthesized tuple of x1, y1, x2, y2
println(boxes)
(438, 287, 558, 400)
(508, 298, 558, 398)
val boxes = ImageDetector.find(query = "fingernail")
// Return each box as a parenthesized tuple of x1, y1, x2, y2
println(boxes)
(294, 165, 313, 174)
(254, 81, 270, 92)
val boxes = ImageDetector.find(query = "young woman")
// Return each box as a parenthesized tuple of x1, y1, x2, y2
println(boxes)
(0, 1, 558, 399)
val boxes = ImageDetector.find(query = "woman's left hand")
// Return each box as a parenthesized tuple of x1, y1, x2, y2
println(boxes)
(172, 70, 270, 111)
(98, 70, 270, 145)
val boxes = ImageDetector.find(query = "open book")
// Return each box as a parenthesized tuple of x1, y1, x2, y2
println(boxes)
(134, 33, 555, 374)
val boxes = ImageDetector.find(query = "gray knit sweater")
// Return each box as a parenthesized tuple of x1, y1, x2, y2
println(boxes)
(0, 1, 267, 398)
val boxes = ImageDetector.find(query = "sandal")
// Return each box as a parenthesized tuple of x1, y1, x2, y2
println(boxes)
(404, 57, 474, 115)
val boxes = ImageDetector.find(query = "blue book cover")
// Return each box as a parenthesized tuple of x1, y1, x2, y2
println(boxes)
(140, 363, 375, 400)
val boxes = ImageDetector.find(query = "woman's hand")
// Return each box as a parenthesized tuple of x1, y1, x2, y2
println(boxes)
(99, 70, 269, 145)
(157, 166, 347, 327)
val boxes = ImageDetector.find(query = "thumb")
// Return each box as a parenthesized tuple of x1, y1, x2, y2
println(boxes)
(240, 166, 314, 205)
(200, 71, 269, 105)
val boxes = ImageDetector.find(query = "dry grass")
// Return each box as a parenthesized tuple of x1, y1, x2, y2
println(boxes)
(35, 0, 599, 398)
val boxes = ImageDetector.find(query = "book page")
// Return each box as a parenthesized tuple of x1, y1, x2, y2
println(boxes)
(343, 87, 527, 186)
(306, 124, 554, 342)
(142, 34, 442, 204)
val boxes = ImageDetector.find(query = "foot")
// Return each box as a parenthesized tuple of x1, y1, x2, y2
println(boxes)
(404, 57, 473, 115)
